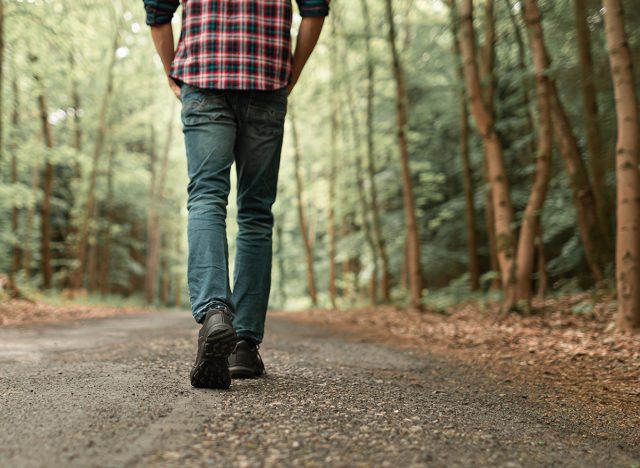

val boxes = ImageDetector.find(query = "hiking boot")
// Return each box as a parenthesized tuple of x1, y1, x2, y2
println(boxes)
(228, 339, 265, 378)
(190, 304, 237, 389)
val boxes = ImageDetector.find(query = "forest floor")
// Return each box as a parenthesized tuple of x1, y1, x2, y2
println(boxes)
(0, 297, 153, 326)
(278, 292, 640, 449)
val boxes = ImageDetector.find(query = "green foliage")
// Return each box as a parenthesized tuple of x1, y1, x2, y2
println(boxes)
(1, 0, 639, 311)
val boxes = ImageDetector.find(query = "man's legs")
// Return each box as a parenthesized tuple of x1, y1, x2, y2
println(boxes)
(181, 85, 237, 323)
(231, 89, 288, 344)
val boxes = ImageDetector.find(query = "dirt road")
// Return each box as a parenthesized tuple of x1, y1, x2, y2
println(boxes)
(0, 310, 637, 467)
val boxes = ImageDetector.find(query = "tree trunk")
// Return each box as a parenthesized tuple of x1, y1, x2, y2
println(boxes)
(384, 0, 424, 308)
(160, 254, 170, 305)
(514, 0, 554, 306)
(479, 0, 502, 291)
(72, 33, 118, 289)
(602, 0, 640, 330)
(327, 14, 339, 309)
(459, 0, 517, 310)
(289, 106, 318, 306)
(9, 69, 20, 293)
(522, 4, 609, 283)
(174, 234, 182, 308)
(575, 0, 611, 241)
(275, 222, 287, 307)
(343, 66, 379, 305)
(536, 222, 548, 297)
(34, 72, 55, 289)
(145, 102, 176, 304)
(504, 0, 536, 165)
(360, 0, 392, 302)
(0, 0, 4, 182)
(23, 159, 41, 280)
(145, 127, 160, 304)
(449, 2, 480, 291)
(100, 147, 116, 296)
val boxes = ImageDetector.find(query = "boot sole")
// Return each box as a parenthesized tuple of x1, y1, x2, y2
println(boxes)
(229, 365, 265, 379)
(190, 326, 237, 389)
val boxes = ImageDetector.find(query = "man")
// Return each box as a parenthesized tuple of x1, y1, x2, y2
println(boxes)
(143, 0, 329, 389)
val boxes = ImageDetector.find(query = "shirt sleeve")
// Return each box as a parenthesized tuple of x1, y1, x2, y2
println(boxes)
(296, 0, 330, 17)
(143, 0, 180, 26)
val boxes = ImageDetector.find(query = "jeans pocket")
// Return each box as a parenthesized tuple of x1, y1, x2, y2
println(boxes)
(181, 92, 227, 126)
(248, 92, 288, 137)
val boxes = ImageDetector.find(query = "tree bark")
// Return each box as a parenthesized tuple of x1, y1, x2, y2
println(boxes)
(9, 69, 20, 293)
(459, 0, 517, 310)
(449, 1, 480, 291)
(72, 32, 118, 289)
(145, 103, 176, 303)
(343, 60, 379, 305)
(384, 0, 424, 308)
(574, 0, 612, 243)
(275, 222, 287, 307)
(602, 0, 640, 330)
(522, 3, 609, 283)
(34, 71, 55, 289)
(503, 0, 536, 165)
(0, 0, 4, 182)
(100, 147, 116, 296)
(289, 105, 318, 306)
(360, 0, 391, 302)
(515, 0, 554, 306)
(478, 0, 502, 291)
(327, 14, 339, 309)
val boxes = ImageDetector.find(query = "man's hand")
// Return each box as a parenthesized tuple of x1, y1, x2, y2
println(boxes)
(150, 23, 180, 99)
(168, 76, 181, 100)
(289, 16, 325, 95)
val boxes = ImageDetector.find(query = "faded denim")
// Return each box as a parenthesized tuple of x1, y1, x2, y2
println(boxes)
(180, 83, 287, 344)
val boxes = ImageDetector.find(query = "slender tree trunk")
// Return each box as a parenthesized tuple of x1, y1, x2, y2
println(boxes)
(100, 148, 116, 296)
(87, 202, 100, 292)
(449, 2, 480, 291)
(160, 253, 170, 305)
(9, 70, 20, 292)
(289, 106, 318, 306)
(504, 0, 536, 165)
(575, 0, 611, 241)
(480, 0, 496, 112)
(343, 68, 379, 305)
(384, 0, 424, 307)
(145, 127, 160, 303)
(602, 0, 640, 330)
(479, 0, 502, 291)
(483, 159, 501, 290)
(174, 234, 182, 308)
(34, 71, 55, 289)
(360, 0, 391, 302)
(327, 14, 339, 309)
(522, 2, 609, 283)
(0, 0, 4, 181)
(459, 0, 517, 310)
(514, 0, 554, 305)
(73, 33, 118, 289)
(145, 102, 176, 303)
(70, 52, 83, 157)
(23, 159, 41, 280)
(275, 222, 287, 307)
(536, 222, 548, 297)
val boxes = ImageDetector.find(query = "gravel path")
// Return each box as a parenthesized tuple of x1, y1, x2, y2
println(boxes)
(0, 310, 638, 467)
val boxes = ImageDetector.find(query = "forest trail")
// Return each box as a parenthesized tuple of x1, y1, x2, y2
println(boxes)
(0, 311, 638, 467)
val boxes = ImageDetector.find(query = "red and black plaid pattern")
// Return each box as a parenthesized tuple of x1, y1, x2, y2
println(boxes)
(144, 0, 330, 90)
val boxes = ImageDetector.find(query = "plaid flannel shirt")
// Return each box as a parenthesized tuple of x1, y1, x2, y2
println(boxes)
(144, 0, 330, 90)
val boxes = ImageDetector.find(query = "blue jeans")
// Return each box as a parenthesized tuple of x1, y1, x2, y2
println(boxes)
(180, 84, 287, 344)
